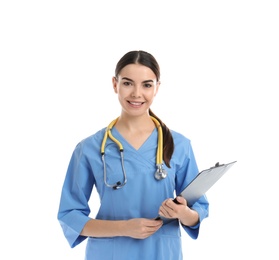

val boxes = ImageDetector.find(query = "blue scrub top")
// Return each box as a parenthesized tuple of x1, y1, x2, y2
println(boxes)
(57, 127, 209, 260)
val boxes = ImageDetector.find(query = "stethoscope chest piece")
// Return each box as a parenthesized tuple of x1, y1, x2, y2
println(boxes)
(154, 164, 168, 180)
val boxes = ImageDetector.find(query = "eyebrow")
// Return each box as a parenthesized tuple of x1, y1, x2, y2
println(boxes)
(121, 77, 155, 83)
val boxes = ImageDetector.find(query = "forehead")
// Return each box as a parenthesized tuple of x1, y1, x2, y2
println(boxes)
(118, 64, 156, 81)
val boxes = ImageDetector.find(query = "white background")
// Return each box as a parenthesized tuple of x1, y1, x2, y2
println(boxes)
(1, 1, 278, 259)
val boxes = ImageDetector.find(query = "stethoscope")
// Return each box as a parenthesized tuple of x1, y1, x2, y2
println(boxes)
(101, 116, 168, 190)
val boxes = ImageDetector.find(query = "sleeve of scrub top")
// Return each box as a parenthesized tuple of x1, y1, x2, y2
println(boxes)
(175, 142, 209, 240)
(57, 142, 95, 248)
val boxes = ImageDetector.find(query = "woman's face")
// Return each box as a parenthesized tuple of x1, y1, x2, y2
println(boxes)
(112, 64, 160, 117)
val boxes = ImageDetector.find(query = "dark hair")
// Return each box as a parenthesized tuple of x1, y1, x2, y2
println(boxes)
(115, 50, 174, 168)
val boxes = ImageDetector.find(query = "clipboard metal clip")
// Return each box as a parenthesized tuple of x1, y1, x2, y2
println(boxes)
(212, 162, 224, 168)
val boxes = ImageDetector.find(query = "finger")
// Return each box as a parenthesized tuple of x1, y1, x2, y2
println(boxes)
(159, 206, 174, 218)
(165, 199, 176, 211)
(158, 206, 168, 217)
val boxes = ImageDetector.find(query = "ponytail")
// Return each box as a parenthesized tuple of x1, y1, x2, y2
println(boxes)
(149, 109, 174, 168)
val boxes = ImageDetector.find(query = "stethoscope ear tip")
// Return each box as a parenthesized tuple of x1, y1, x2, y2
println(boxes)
(113, 181, 122, 190)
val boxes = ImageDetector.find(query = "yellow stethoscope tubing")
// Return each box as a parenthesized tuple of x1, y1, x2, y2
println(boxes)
(101, 118, 127, 189)
(101, 118, 123, 153)
(151, 116, 163, 166)
(101, 116, 164, 189)
(101, 116, 163, 164)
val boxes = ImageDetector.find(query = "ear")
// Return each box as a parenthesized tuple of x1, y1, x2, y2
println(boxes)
(112, 77, 118, 93)
(154, 81, 161, 96)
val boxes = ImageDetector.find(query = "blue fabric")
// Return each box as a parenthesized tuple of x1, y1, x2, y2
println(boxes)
(57, 127, 209, 259)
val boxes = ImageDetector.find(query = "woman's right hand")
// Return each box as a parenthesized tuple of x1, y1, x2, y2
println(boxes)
(124, 218, 163, 239)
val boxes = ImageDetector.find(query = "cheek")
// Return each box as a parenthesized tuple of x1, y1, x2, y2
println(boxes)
(118, 87, 131, 96)
(150, 90, 158, 99)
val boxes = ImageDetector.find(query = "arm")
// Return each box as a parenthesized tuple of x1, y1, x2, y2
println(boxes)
(162, 135, 209, 238)
(58, 138, 164, 247)
(81, 218, 163, 239)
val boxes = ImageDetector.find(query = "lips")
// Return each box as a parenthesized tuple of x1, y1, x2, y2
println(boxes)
(128, 101, 144, 107)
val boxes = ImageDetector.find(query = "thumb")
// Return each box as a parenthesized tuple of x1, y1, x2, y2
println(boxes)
(176, 196, 182, 202)
(176, 196, 185, 204)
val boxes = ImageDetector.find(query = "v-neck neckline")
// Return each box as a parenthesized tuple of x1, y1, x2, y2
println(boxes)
(111, 127, 157, 152)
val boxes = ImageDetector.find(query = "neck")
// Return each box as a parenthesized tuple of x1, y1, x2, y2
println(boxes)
(115, 114, 154, 132)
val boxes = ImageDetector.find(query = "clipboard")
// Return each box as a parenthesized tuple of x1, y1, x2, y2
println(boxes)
(156, 160, 237, 222)
(176, 160, 237, 207)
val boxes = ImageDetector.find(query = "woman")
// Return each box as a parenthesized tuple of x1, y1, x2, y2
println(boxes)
(57, 50, 209, 259)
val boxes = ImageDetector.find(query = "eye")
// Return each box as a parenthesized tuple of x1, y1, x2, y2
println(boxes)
(123, 81, 132, 86)
(143, 83, 152, 88)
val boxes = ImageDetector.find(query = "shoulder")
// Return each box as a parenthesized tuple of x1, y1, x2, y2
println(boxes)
(75, 127, 106, 151)
(82, 128, 106, 143)
(171, 130, 191, 146)
(170, 130, 194, 157)
(170, 130, 197, 168)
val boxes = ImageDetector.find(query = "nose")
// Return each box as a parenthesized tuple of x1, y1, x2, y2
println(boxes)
(131, 86, 141, 98)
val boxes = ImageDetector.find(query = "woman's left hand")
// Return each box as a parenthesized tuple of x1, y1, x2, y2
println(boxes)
(158, 196, 187, 220)
(158, 196, 199, 226)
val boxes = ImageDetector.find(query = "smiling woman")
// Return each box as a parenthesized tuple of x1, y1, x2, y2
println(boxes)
(57, 50, 209, 260)
(113, 63, 160, 117)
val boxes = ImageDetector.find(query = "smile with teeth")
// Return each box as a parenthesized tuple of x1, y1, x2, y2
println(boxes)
(128, 101, 144, 106)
